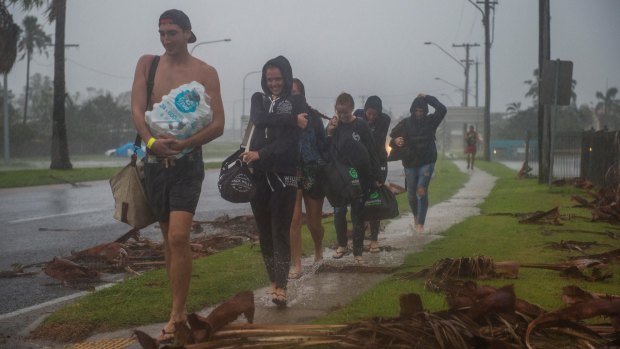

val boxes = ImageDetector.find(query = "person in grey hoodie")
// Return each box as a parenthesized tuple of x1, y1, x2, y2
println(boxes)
(241, 56, 308, 306)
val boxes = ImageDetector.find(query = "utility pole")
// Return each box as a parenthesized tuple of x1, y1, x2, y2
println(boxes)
(538, 0, 551, 183)
(475, 59, 481, 107)
(452, 43, 479, 107)
(473, 0, 495, 161)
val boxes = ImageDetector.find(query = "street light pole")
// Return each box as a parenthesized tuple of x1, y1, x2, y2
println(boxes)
(424, 41, 465, 69)
(241, 70, 261, 133)
(190, 38, 231, 55)
(452, 43, 479, 107)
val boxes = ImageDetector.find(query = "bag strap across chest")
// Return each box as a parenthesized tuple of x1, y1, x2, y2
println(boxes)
(133, 56, 160, 150)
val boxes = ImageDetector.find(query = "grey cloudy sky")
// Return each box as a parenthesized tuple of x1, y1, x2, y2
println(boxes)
(6, 0, 620, 130)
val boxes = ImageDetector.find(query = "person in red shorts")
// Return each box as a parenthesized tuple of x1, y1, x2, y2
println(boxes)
(464, 125, 481, 170)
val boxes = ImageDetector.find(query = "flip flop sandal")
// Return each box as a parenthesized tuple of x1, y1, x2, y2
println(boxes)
(353, 256, 365, 265)
(288, 271, 302, 279)
(157, 328, 175, 343)
(332, 246, 347, 259)
(272, 288, 287, 307)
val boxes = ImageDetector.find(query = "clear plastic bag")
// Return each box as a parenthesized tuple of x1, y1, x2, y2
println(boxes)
(146, 81, 212, 158)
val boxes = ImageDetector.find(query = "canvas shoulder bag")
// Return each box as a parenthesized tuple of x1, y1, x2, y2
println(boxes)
(109, 56, 160, 228)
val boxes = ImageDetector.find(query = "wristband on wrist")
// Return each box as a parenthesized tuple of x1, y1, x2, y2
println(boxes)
(146, 137, 156, 149)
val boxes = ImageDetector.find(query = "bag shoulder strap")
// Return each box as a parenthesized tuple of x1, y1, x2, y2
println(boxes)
(241, 120, 255, 150)
(134, 55, 161, 148)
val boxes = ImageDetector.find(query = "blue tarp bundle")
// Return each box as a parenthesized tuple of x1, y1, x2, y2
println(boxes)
(110, 143, 146, 158)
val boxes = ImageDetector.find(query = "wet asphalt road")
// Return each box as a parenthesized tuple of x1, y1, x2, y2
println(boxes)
(0, 164, 406, 316)
(0, 168, 251, 315)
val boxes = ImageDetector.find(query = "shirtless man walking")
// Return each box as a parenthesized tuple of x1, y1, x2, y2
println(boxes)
(130, 9, 224, 341)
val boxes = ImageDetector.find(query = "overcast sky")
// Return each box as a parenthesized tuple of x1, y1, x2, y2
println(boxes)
(5, 0, 620, 129)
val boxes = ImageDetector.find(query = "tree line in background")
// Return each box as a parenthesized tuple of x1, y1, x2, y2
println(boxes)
(492, 69, 620, 140)
(0, 73, 134, 157)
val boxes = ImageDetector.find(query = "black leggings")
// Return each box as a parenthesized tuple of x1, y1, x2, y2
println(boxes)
(250, 172, 297, 290)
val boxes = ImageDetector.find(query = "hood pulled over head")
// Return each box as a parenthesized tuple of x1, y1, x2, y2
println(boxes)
(410, 96, 428, 115)
(261, 55, 293, 97)
(364, 95, 382, 115)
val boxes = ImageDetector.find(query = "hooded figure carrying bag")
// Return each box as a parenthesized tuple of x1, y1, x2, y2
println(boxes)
(109, 56, 159, 229)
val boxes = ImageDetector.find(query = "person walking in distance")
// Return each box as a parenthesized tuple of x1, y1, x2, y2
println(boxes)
(288, 78, 328, 279)
(389, 94, 446, 234)
(131, 9, 225, 341)
(355, 96, 390, 253)
(241, 56, 308, 306)
(464, 125, 481, 170)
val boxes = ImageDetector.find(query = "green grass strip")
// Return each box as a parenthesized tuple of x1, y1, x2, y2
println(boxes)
(317, 160, 620, 325)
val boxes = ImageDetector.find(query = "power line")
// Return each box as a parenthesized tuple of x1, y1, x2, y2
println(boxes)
(65, 58, 132, 80)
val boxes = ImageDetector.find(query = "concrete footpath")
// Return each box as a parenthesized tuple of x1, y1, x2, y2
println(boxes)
(3, 161, 497, 349)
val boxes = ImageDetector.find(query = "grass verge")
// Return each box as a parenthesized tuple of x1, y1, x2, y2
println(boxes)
(31, 159, 467, 342)
(316, 160, 620, 325)
(0, 162, 222, 189)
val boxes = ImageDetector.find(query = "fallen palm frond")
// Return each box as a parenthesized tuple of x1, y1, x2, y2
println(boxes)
(487, 208, 578, 225)
(566, 248, 620, 262)
(541, 228, 618, 239)
(566, 180, 620, 225)
(526, 297, 620, 349)
(521, 259, 612, 282)
(398, 256, 519, 285)
(553, 177, 594, 189)
(5, 214, 260, 288)
(543, 240, 605, 253)
(135, 287, 618, 349)
(519, 207, 562, 225)
(43, 257, 100, 286)
(0, 263, 40, 278)
(562, 285, 620, 305)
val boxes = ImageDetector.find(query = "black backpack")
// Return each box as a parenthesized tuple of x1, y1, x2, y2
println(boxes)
(320, 144, 364, 207)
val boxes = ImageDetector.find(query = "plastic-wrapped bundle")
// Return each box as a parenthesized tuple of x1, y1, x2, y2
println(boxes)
(146, 81, 212, 158)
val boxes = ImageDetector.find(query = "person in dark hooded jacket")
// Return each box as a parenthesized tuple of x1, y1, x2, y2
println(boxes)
(327, 92, 381, 265)
(241, 56, 308, 306)
(354, 96, 391, 252)
(389, 94, 446, 233)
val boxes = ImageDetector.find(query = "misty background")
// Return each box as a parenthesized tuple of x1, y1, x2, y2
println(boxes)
(2, 0, 620, 157)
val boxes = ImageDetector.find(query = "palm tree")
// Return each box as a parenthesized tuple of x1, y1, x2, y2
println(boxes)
(18, 15, 51, 124)
(524, 68, 577, 105)
(1, 2, 21, 164)
(9, 0, 71, 169)
(505, 102, 522, 116)
(524, 69, 539, 106)
(596, 87, 618, 116)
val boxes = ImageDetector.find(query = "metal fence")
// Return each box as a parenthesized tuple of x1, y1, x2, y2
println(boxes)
(521, 131, 581, 179)
(580, 130, 620, 188)
(510, 130, 620, 187)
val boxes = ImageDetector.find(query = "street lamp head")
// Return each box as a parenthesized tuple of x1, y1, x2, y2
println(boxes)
(434, 77, 440, 80)
(424, 41, 432, 45)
